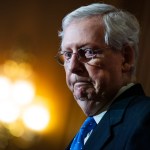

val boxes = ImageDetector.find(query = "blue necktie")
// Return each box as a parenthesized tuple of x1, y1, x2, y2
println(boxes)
(70, 117, 97, 150)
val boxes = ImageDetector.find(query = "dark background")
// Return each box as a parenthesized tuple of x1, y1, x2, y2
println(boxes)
(0, 0, 150, 149)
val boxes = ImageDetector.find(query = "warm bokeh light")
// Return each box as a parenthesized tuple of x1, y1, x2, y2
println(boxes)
(0, 101, 20, 123)
(22, 105, 50, 131)
(7, 121, 25, 137)
(3, 60, 19, 78)
(3, 60, 33, 79)
(12, 80, 35, 106)
(0, 62, 51, 146)
(0, 76, 11, 101)
(0, 75, 50, 132)
(18, 63, 33, 78)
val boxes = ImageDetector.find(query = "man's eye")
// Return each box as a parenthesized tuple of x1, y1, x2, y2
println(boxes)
(84, 49, 94, 58)
(63, 52, 72, 59)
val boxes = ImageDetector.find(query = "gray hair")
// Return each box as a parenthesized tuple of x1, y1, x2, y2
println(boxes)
(59, 3, 140, 74)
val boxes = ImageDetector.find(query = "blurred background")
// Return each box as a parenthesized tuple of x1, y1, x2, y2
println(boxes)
(0, 0, 150, 149)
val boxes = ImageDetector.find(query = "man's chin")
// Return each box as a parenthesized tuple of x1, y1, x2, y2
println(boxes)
(74, 94, 91, 101)
(75, 99, 100, 116)
(81, 106, 99, 116)
(73, 88, 97, 101)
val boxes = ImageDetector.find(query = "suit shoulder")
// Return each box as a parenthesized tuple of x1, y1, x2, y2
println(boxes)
(127, 95, 150, 118)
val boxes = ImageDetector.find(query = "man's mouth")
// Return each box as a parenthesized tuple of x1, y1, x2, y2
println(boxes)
(74, 81, 92, 89)
(73, 81, 97, 101)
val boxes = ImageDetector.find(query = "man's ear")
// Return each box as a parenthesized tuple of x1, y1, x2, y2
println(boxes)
(121, 45, 135, 73)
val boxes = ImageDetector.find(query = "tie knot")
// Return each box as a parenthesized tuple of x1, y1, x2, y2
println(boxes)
(80, 117, 97, 136)
(81, 117, 96, 127)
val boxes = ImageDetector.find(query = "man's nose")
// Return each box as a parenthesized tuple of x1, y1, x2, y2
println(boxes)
(68, 54, 84, 74)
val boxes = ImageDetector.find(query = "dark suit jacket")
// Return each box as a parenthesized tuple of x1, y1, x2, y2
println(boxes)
(66, 84, 150, 150)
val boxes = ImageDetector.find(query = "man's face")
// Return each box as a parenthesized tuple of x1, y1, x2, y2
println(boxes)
(61, 18, 126, 116)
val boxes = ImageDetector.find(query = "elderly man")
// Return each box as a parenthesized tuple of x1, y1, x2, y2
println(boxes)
(55, 3, 150, 150)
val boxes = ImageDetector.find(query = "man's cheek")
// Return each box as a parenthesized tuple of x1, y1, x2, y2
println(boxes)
(66, 78, 73, 91)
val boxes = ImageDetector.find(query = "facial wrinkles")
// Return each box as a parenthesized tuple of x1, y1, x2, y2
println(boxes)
(88, 59, 113, 98)
(73, 75, 92, 90)
(70, 74, 94, 100)
(66, 52, 107, 101)
(68, 57, 112, 105)
(70, 71, 105, 102)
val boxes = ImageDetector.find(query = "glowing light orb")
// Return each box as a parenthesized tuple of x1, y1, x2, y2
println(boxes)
(12, 80, 35, 105)
(0, 101, 20, 123)
(0, 76, 11, 100)
(22, 105, 50, 131)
